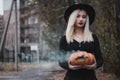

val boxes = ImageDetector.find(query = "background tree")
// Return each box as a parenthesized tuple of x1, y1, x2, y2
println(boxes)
(93, 0, 118, 75)
(115, 0, 120, 76)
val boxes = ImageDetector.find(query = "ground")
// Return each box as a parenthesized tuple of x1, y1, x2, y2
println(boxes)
(0, 61, 120, 80)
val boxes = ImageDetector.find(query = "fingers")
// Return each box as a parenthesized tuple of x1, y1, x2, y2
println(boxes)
(69, 64, 82, 70)
(69, 65, 79, 70)
(83, 62, 97, 69)
(69, 65, 81, 70)
(68, 61, 97, 70)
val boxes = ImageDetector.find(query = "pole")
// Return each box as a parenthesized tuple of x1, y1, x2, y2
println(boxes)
(14, 0, 18, 70)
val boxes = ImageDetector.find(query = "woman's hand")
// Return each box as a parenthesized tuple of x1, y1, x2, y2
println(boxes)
(68, 63, 83, 70)
(83, 57, 97, 69)
(83, 62, 96, 69)
(68, 61, 97, 70)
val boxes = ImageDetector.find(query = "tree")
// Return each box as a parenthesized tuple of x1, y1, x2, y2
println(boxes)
(92, 0, 120, 76)
(115, 0, 120, 76)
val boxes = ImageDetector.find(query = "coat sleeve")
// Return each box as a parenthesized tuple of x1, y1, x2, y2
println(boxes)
(58, 36, 71, 69)
(93, 34, 103, 69)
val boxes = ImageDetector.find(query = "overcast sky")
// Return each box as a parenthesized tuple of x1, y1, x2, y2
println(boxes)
(0, 0, 3, 15)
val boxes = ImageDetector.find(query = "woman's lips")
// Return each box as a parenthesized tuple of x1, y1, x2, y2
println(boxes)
(79, 23, 83, 25)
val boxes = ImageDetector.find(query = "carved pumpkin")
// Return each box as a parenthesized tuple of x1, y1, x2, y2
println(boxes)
(70, 52, 95, 65)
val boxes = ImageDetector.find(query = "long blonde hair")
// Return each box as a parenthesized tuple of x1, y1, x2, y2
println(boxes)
(66, 9, 93, 43)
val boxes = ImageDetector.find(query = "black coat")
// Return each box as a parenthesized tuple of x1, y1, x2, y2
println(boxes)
(59, 34, 103, 80)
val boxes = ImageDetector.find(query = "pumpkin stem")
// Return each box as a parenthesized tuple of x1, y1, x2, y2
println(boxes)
(76, 56, 88, 60)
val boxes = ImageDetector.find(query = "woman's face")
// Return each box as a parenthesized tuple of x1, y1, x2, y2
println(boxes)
(74, 10, 87, 28)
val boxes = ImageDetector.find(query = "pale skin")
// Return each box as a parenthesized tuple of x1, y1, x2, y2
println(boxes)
(68, 10, 97, 70)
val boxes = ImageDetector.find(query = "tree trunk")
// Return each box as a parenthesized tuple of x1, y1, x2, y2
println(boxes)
(115, 0, 120, 76)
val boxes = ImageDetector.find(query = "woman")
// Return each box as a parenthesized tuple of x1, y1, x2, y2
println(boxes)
(59, 3, 103, 80)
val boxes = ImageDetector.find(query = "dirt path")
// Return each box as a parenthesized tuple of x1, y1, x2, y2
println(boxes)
(0, 61, 65, 80)
(0, 61, 119, 80)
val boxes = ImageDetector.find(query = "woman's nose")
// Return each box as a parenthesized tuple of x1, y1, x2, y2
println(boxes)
(79, 17, 83, 21)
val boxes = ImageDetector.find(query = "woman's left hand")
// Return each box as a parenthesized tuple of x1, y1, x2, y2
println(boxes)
(83, 58, 97, 69)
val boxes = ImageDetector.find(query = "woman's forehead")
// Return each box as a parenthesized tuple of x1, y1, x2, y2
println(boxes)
(78, 10, 87, 15)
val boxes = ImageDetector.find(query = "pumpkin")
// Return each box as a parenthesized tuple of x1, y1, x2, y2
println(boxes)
(70, 52, 95, 65)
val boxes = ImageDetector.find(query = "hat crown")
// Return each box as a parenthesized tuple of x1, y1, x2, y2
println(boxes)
(64, 4, 95, 25)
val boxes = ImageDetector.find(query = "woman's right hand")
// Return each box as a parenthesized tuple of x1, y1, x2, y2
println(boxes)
(68, 63, 83, 70)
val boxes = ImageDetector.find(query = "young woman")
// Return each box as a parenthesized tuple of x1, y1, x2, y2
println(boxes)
(59, 4, 103, 80)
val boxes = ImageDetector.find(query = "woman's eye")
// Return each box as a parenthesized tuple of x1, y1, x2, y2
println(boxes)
(83, 15, 87, 18)
(77, 15, 80, 18)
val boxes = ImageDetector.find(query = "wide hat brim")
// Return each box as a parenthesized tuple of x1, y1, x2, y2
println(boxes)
(64, 4, 95, 25)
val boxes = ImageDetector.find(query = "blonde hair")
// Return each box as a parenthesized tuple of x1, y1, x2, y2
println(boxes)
(65, 10, 93, 43)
